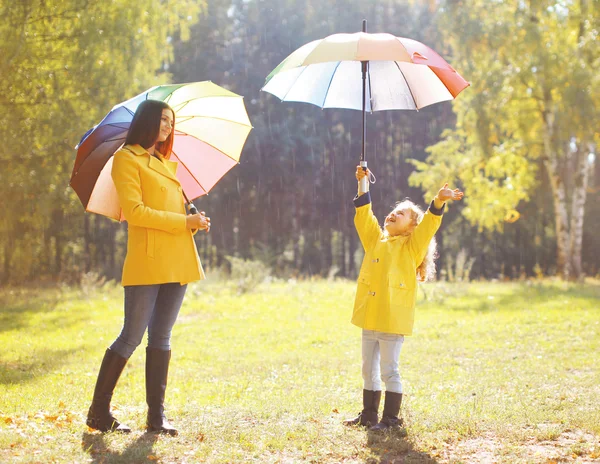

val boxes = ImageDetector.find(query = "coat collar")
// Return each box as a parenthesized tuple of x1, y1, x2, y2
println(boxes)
(383, 233, 410, 243)
(123, 144, 180, 185)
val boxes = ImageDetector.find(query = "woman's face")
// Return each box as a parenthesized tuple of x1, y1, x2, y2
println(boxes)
(158, 109, 174, 142)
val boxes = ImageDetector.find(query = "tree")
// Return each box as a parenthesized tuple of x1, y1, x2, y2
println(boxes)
(410, 0, 599, 279)
(0, 0, 203, 282)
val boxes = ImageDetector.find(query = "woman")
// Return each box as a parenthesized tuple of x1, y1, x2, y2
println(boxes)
(86, 99, 210, 435)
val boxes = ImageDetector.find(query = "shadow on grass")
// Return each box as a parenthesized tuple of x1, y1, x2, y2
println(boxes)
(0, 289, 62, 333)
(366, 428, 438, 464)
(82, 431, 159, 464)
(480, 283, 600, 313)
(0, 288, 94, 336)
(428, 282, 600, 313)
(0, 348, 77, 385)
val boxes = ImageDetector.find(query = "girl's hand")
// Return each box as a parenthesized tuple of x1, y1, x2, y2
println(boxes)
(356, 165, 369, 181)
(437, 183, 464, 202)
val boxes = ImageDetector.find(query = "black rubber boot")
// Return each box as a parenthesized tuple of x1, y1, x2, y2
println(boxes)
(370, 391, 403, 431)
(343, 390, 382, 427)
(146, 347, 178, 436)
(86, 348, 131, 433)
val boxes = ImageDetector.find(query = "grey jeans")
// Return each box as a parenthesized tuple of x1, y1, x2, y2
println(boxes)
(362, 329, 405, 393)
(110, 283, 187, 359)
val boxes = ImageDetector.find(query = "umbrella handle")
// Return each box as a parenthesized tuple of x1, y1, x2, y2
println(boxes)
(359, 160, 369, 194)
(187, 203, 200, 234)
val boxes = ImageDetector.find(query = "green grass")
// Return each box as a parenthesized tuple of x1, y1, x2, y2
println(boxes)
(1, 279, 599, 463)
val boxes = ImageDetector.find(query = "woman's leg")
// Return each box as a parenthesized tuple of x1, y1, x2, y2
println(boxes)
(87, 285, 160, 432)
(146, 283, 187, 351)
(145, 283, 187, 435)
(110, 285, 161, 358)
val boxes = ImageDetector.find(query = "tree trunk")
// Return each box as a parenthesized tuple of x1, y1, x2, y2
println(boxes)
(542, 110, 571, 279)
(3, 237, 13, 283)
(568, 144, 591, 280)
(544, 155, 571, 279)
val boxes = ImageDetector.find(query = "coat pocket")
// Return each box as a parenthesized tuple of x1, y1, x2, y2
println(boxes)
(355, 273, 371, 310)
(388, 274, 414, 290)
(388, 274, 415, 310)
(146, 229, 155, 258)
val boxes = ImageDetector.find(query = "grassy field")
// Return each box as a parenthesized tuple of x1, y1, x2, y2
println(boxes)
(1, 278, 599, 463)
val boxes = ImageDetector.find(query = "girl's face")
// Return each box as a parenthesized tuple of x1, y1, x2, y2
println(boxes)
(158, 109, 174, 142)
(384, 207, 414, 236)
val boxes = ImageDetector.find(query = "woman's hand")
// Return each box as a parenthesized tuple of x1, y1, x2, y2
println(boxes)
(186, 212, 211, 232)
(355, 165, 369, 181)
(436, 183, 464, 202)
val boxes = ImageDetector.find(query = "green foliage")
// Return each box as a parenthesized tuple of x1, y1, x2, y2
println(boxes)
(0, 0, 599, 284)
(410, 0, 599, 231)
(0, 0, 204, 282)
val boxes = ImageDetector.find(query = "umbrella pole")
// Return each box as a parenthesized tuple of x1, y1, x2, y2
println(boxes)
(182, 190, 199, 215)
(359, 19, 369, 194)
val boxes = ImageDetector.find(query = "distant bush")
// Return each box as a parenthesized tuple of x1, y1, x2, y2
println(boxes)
(225, 256, 270, 294)
(79, 271, 110, 298)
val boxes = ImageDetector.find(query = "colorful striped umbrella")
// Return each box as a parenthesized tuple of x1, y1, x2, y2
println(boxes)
(70, 81, 252, 221)
(262, 21, 469, 189)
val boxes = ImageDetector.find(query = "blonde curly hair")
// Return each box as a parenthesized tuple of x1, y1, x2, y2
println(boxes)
(387, 200, 438, 282)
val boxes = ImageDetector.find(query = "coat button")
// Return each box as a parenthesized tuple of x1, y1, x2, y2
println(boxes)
(372, 258, 379, 263)
(369, 291, 376, 296)
(400, 283, 404, 287)
(177, 186, 182, 192)
(161, 186, 166, 192)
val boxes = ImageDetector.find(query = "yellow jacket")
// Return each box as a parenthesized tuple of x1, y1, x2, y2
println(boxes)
(111, 144, 205, 286)
(352, 192, 444, 335)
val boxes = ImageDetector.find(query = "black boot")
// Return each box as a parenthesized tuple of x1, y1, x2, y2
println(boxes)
(370, 391, 403, 431)
(343, 390, 382, 427)
(146, 347, 177, 436)
(86, 348, 131, 433)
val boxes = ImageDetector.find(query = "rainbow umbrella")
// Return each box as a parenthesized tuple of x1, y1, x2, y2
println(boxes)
(262, 21, 469, 189)
(70, 81, 252, 220)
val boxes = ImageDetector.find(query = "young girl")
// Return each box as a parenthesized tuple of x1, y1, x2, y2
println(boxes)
(344, 166, 463, 431)
(86, 100, 210, 435)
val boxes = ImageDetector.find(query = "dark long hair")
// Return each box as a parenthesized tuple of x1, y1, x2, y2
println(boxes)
(124, 99, 175, 159)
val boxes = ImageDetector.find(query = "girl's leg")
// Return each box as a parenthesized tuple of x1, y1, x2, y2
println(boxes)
(110, 285, 161, 358)
(371, 332, 405, 431)
(361, 329, 382, 391)
(378, 332, 404, 394)
(344, 330, 383, 427)
(145, 283, 187, 436)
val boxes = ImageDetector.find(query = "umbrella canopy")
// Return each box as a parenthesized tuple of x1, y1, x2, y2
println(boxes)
(70, 81, 252, 220)
(262, 31, 469, 112)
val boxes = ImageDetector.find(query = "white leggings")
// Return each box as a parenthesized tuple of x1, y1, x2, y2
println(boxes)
(361, 329, 404, 393)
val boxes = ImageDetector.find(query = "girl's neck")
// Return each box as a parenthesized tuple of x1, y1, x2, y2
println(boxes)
(147, 145, 155, 155)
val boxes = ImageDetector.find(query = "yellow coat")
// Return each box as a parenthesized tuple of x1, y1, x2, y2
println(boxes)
(111, 144, 205, 286)
(352, 192, 443, 335)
